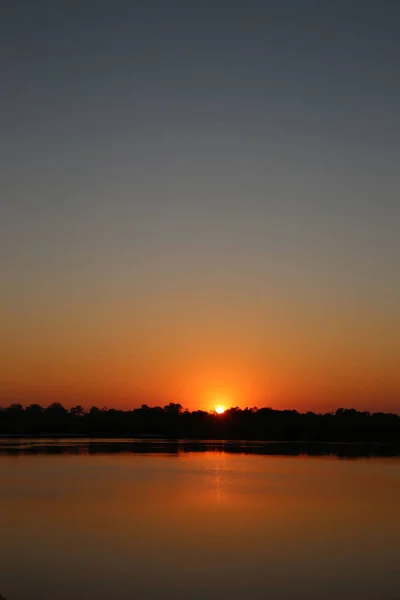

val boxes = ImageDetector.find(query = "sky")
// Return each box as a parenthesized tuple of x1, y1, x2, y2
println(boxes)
(1, 0, 399, 412)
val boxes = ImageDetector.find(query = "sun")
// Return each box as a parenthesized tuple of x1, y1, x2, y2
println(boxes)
(215, 405, 225, 415)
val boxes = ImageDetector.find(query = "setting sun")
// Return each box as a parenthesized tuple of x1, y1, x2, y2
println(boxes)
(215, 405, 225, 414)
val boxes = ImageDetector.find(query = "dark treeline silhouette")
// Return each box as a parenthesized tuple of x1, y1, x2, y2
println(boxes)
(1, 402, 400, 443)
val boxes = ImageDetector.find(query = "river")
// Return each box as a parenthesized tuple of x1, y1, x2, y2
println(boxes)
(1, 439, 399, 599)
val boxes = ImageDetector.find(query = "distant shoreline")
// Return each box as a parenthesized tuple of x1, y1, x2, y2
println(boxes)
(2, 404, 400, 447)
(1, 437, 400, 458)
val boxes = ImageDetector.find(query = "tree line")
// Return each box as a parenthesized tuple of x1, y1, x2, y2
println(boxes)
(0, 402, 399, 442)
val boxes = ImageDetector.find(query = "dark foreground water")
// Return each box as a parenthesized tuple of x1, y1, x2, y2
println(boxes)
(1, 439, 400, 600)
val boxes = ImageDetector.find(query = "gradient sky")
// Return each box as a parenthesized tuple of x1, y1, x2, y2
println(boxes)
(1, 0, 399, 412)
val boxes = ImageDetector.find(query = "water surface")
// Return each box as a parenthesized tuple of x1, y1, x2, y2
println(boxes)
(1, 440, 399, 599)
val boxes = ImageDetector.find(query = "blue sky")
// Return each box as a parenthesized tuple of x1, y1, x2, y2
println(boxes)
(1, 0, 399, 410)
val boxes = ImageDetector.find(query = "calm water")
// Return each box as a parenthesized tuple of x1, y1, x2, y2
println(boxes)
(1, 440, 400, 600)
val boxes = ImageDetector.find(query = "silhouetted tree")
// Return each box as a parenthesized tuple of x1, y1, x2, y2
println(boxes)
(69, 405, 85, 418)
